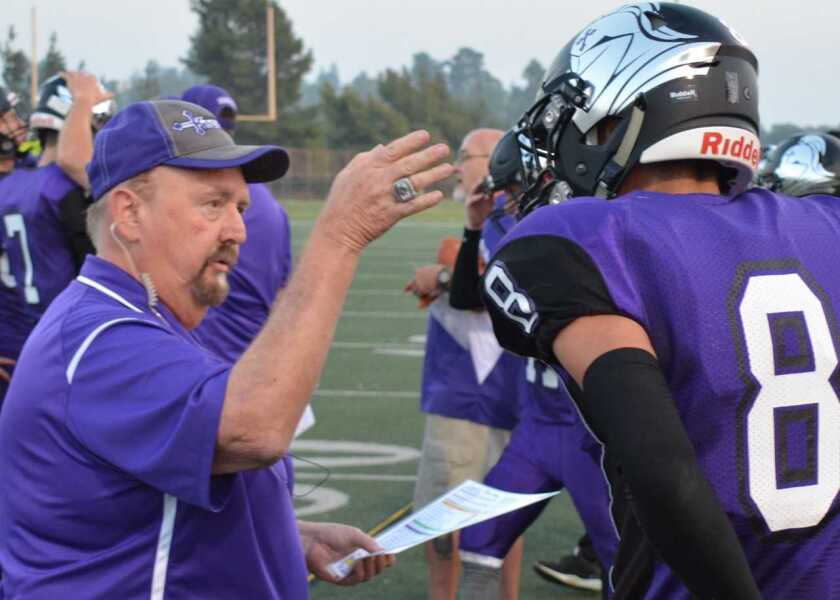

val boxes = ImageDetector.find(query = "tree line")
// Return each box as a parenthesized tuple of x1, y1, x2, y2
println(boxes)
(1, 0, 835, 151)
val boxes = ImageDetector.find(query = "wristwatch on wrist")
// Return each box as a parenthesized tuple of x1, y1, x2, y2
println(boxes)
(436, 266, 452, 291)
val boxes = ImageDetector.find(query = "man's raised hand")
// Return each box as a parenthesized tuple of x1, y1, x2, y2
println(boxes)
(317, 130, 455, 253)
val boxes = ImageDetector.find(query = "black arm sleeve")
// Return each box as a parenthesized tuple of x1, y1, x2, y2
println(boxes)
(581, 348, 760, 600)
(58, 187, 95, 272)
(449, 228, 483, 310)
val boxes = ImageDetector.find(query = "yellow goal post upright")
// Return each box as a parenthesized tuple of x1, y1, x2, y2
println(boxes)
(238, 4, 278, 123)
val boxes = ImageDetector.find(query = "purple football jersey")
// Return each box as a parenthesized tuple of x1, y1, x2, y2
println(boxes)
(484, 189, 840, 598)
(192, 183, 291, 362)
(0, 257, 308, 599)
(517, 359, 576, 425)
(0, 165, 79, 367)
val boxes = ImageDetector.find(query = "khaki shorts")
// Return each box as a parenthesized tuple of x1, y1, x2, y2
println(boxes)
(413, 413, 511, 510)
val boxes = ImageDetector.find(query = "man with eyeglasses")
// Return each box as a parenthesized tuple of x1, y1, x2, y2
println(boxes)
(407, 129, 524, 600)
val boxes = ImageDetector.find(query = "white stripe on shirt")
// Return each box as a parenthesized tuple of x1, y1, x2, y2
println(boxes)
(150, 494, 178, 600)
(77, 275, 144, 313)
(65, 318, 144, 384)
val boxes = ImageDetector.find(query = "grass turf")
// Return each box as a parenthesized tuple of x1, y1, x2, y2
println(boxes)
(286, 199, 598, 599)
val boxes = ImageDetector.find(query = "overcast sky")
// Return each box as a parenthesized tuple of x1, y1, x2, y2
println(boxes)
(5, 0, 839, 127)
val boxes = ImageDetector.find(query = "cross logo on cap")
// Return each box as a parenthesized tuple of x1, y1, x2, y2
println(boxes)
(171, 110, 221, 136)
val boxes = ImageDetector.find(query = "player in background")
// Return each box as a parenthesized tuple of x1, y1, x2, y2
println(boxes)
(0, 87, 30, 389)
(180, 84, 305, 491)
(0, 73, 113, 404)
(0, 88, 28, 176)
(757, 131, 840, 197)
(483, 3, 840, 598)
(453, 130, 617, 600)
(182, 85, 293, 363)
(406, 128, 524, 600)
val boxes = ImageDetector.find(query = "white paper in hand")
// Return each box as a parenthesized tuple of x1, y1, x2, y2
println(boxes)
(327, 480, 560, 580)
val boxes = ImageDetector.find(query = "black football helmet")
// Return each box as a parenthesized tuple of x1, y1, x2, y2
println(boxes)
(516, 2, 760, 216)
(29, 74, 116, 134)
(756, 132, 840, 197)
(487, 128, 560, 217)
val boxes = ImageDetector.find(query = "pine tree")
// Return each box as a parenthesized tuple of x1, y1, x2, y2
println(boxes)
(507, 59, 545, 123)
(320, 82, 408, 150)
(1, 26, 32, 114)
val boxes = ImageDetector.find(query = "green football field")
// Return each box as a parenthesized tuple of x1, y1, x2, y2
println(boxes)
(284, 200, 596, 599)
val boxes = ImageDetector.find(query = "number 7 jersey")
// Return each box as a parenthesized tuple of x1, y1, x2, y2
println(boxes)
(0, 165, 81, 377)
(482, 188, 840, 599)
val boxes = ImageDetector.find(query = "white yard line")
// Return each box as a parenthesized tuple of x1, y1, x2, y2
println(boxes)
(373, 348, 425, 357)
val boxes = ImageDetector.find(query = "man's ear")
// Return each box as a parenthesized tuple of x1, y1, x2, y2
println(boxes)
(109, 187, 143, 243)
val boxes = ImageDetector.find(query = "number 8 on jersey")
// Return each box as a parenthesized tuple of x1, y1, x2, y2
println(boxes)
(735, 270, 840, 533)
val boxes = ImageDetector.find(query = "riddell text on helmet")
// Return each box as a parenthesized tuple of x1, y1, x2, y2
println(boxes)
(700, 132, 760, 168)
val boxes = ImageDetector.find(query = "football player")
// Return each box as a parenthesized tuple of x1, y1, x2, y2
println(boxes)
(757, 131, 840, 197)
(453, 130, 616, 599)
(0, 87, 28, 176)
(0, 88, 29, 410)
(482, 3, 840, 598)
(0, 73, 113, 403)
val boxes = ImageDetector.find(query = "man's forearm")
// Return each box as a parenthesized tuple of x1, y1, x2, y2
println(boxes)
(57, 99, 95, 189)
(449, 228, 484, 310)
(217, 224, 359, 471)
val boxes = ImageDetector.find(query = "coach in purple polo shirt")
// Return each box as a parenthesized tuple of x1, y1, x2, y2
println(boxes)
(0, 100, 454, 598)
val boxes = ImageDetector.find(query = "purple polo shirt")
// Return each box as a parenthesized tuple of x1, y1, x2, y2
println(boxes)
(192, 183, 291, 362)
(0, 256, 308, 599)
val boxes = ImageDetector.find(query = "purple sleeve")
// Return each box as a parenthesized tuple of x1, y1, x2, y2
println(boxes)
(65, 320, 234, 511)
(245, 184, 292, 294)
(41, 164, 81, 217)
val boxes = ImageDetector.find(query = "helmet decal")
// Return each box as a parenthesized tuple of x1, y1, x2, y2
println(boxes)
(566, 3, 718, 133)
(776, 136, 836, 192)
(757, 133, 840, 197)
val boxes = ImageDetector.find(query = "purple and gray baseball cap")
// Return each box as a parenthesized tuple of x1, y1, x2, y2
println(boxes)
(86, 99, 289, 200)
(182, 84, 238, 131)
